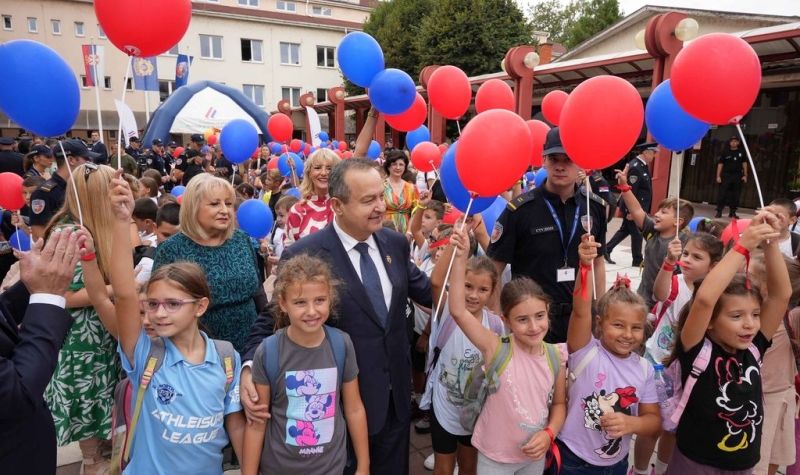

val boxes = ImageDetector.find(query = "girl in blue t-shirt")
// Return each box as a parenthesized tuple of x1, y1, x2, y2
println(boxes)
(241, 254, 369, 475)
(108, 170, 245, 475)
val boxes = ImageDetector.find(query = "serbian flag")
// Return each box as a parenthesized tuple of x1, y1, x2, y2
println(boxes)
(132, 57, 159, 92)
(81, 44, 105, 87)
(175, 54, 193, 88)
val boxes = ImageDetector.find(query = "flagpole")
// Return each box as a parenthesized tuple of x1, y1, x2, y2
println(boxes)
(117, 57, 133, 170)
(144, 90, 151, 125)
(91, 37, 104, 141)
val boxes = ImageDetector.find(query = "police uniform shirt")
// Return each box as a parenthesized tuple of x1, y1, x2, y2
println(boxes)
(182, 162, 204, 186)
(589, 171, 611, 205)
(23, 167, 45, 179)
(718, 148, 745, 177)
(147, 152, 167, 176)
(487, 185, 607, 306)
(622, 156, 652, 214)
(0, 150, 25, 177)
(29, 173, 67, 227)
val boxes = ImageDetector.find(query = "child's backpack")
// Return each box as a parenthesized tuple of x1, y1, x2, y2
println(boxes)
(647, 275, 679, 332)
(459, 336, 561, 432)
(110, 338, 236, 475)
(660, 338, 760, 432)
(262, 325, 346, 401)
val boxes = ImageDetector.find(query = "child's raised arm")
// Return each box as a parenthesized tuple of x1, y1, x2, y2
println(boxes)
(681, 212, 781, 350)
(758, 207, 792, 340)
(614, 166, 647, 230)
(568, 233, 599, 353)
(107, 170, 141, 363)
(409, 191, 430, 248)
(75, 228, 117, 338)
(448, 227, 498, 360)
(653, 238, 682, 303)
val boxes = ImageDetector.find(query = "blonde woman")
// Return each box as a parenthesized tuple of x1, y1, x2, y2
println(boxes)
(151, 173, 260, 351)
(43, 163, 120, 475)
(284, 149, 340, 244)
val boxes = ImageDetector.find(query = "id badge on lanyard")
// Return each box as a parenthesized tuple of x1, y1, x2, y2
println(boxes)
(544, 199, 580, 282)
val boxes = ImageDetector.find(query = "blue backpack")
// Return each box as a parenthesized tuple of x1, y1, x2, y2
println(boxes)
(262, 325, 347, 400)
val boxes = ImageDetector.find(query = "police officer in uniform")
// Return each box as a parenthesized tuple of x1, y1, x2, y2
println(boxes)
(715, 136, 747, 219)
(29, 139, 98, 240)
(0, 137, 24, 176)
(604, 143, 655, 267)
(126, 137, 145, 175)
(146, 139, 169, 176)
(487, 128, 607, 343)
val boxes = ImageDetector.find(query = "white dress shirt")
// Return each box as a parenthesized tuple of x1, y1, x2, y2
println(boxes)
(30, 293, 66, 308)
(333, 218, 393, 311)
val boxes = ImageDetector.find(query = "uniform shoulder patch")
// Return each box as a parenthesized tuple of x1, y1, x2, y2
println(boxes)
(629, 175, 639, 184)
(31, 199, 45, 215)
(39, 180, 56, 192)
(490, 223, 503, 243)
(507, 190, 536, 211)
(580, 187, 607, 207)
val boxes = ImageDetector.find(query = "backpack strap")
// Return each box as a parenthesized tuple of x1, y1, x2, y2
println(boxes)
(747, 343, 761, 363)
(669, 338, 713, 427)
(569, 344, 598, 382)
(485, 336, 513, 388)
(486, 310, 506, 337)
(434, 311, 458, 352)
(123, 337, 165, 464)
(543, 343, 560, 385)
(212, 339, 236, 394)
(263, 334, 281, 401)
(653, 275, 680, 329)
(323, 325, 347, 387)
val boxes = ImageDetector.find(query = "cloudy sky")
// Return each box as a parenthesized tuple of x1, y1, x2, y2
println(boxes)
(517, 0, 800, 17)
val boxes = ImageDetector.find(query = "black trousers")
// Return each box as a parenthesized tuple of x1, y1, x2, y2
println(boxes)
(606, 217, 643, 262)
(717, 176, 742, 215)
(344, 391, 410, 475)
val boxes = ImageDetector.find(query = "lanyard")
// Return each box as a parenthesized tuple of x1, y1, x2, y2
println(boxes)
(543, 198, 580, 266)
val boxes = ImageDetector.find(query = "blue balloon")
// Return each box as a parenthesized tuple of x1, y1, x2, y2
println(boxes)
(337, 32, 385, 88)
(318, 131, 329, 142)
(10, 230, 30, 252)
(440, 142, 496, 214)
(331, 140, 339, 150)
(320, 141, 329, 148)
(220, 119, 259, 164)
(171, 185, 186, 197)
(0, 40, 79, 137)
(406, 125, 430, 153)
(367, 140, 381, 160)
(688, 216, 708, 233)
(237, 199, 274, 239)
(286, 187, 302, 199)
(368, 68, 417, 115)
(278, 153, 304, 178)
(534, 168, 548, 188)
(524, 171, 535, 184)
(646, 79, 710, 151)
(479, 197, 508, 235)
(270, 143, 283, 154)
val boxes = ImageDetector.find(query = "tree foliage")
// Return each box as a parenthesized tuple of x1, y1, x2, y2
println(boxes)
(529, 0, 622, 49)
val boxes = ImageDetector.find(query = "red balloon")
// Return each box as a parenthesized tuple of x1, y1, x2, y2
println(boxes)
(438, 143, 449, 154)
(267, 155, 279, 170)
(560, 76, 643, 170)
(290, 139, 303, 153)
(443, 208, 463, 225)
(721, 219, 751, 246)
(172, 146, 185, 159)
(671, 33, 761, 125)
(0, 173, 24, 210)
(475, 79, 515, 113)
(428, 66, 472, 120)
(385, 93, 427, 132)
(526, 120, 551, 167)
(268, 114, 293, 143)
(176, 195, 184, 204)
(94, 0, 191, 57)
(456, 110, 532, 197)
(206, 134, 218, 146)
(304, 144, 312, 155)
(342, 151, 354, 159)
(337, 141, 348, 152)
(541, 90, 568, 126)
(410, 142, 442, 173)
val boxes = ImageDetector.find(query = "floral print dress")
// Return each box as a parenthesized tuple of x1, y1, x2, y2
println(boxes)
(383, 180, 418, 234)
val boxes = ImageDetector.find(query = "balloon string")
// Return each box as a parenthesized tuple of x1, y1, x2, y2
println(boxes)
(117, 56, 133, 170)
(735, 123, 764, 209)
(455, 120, 462, 137)
(427, 160, 441, 193)
(57, 140, 84, 227)
(432, 196, 474, 323)
(676, 151, 681, 237)
(585, 174, 596, 299)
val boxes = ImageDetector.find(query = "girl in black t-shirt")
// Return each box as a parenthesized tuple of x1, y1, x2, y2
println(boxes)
(665, 209, 791, 474)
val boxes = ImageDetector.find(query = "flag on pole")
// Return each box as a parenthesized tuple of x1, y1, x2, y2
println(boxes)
(132, 57, 159, 92)
(114, 99, 139, 147)
(306, 106, 322, 147)
(175, 54, 193, 88)
(81, 44, 105, 87)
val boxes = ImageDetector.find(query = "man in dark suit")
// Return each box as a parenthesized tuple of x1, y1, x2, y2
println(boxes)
(1, 227, 83, 474)
(240, 158, 432, 474)
(604, 143, 655, 267)
(89, 130, 109, 165)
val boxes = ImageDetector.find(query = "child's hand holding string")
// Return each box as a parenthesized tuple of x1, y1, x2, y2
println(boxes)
(578, 233, 599, 266)
(450, 226, 469, 259)
(666, 237, 682, 264)
(739, 211, 781, 251)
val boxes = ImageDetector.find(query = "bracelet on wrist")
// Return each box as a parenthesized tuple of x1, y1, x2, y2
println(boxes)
(616, 184, 632, 192)
(81, 251, 96, 262)
(543, 427, 555, 444)
(733, 243, 750, 258)
(661, 260, 675, 272)
(580, 262, 592, 270)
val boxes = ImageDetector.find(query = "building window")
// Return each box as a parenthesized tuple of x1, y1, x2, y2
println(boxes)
(126, 78, 133, 91)
(159, 80, 175, 102)
(243, 84, 265, 107)
(80, 75, 88, 89)
(316, 46, 335, 68)
(166, 44, 179, 56)
(239, 0, 259, 5)
(98, 24, 106, 39)
(104, 76, 112, 90)
(316, 88, 328, 103)
(282, 87, 301, 107)
(200, 34, 223, 59)
(74, 21, 85, 37)
(277, 1, 296, 12)
(2, 15, 11, 31)
(280, 42, 300, 65)
(311, 5, 332, 16)
(241, 38, 263, 62)
(27, 17, 38, 33)
(51, 19, 61, 35)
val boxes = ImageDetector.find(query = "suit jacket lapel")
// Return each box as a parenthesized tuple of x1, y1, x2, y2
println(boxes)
(321, 226, 385, 329)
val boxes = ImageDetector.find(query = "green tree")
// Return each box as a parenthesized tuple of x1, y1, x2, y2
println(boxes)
(528, 0, 622, 49)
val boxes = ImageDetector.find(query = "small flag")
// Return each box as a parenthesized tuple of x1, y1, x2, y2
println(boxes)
(175, 54, 193, 88)
(114, 99, 139, 147)
(132, 57, 159, 92)
(81, 44, 105, 87)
